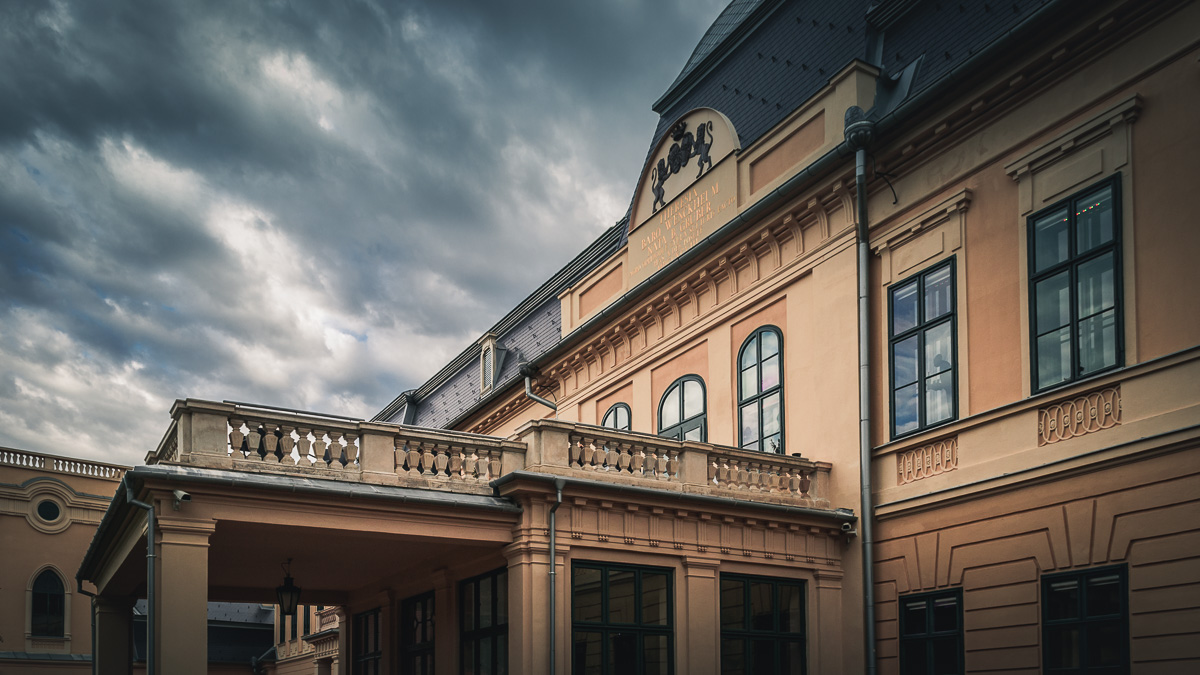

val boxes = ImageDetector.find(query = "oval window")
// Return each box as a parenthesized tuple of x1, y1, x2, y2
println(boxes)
(36, 500, 61, 522)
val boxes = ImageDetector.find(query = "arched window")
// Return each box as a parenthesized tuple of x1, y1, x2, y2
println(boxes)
(738, 327, 784, 453)
(601, 403, 631, 431)
(31, 569, 65, 638)
(658, 375, 706, 441)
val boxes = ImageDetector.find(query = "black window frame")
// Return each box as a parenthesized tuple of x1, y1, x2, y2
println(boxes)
(400, 590, 436, 675)
(31, 568, 66, 638)
(571, 561, 674, 675)
(1028, 175, 1124, 394)
(351, 607, 382, 675)
(897, 588, 963, 675)
(737, 326, 785, 453)
(888, 257, 958, 439)
(601, 403, 632, 432)
(460, 567, 508, 675)
(719, 573, 806, 675)
(1041, 565, 1129, 674)
(658, 375, 706, 442)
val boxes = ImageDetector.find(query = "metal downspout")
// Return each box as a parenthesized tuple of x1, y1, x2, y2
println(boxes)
(521, 363, 558, 414)
(126, 485, 156, 675)
(547, 478, 565, 675)
(846, 108, 878, 675)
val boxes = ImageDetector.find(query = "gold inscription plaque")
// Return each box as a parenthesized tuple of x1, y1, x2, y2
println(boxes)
(629, 161, 737, 286)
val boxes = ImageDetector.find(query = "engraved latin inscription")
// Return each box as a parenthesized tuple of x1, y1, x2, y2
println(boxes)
(633, 181, 736, 278)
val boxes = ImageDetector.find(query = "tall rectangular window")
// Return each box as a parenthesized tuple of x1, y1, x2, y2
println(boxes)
(889, 259, 957, 438)
(1042, 566, 1129, 674)
(898, 589, 962, 675)
(572, 562, 673, 675)
(352, 608, 381, 675)
(1029, 176, 1122, 392)
(400, 591, 435, 675)
(719, 574, 805, 675)
(461, 568, 509, 675)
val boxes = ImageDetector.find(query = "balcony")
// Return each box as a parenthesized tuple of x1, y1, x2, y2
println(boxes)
(149, 399, 833, 509)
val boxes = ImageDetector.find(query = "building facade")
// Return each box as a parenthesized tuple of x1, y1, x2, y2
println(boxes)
(78, 0, 1200, 673)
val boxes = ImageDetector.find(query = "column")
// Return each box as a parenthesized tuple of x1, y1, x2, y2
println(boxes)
(503, 538, 553, 675)
(94, 595, 134, 675)
(813, 569, 845, 674)
(154, 518, 215, 675)
(682, 557, 720, 675)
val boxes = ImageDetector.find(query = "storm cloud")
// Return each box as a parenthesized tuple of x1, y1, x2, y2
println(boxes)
(0, 0, 726, 464)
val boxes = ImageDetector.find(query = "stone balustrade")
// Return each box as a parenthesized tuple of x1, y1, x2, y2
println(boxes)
(148, 399, 527, 495)
(2, 446, 126, 481)
(148, 399, 832, 507)
(511, 420, 831, 508)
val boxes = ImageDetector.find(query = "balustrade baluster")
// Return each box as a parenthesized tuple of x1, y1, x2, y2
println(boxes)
(229, 418, 246, 458)
(708, 458, 719, 485)
(464, 450, 479, 481)
(407, 441, 423, 476)
(655, 451, 669, 480)
(748, 462, 761, 491)
(488, 450, 501, 479)
(568, 436, 582, 468)
(312, 429, 329, 469)
(449, 447, 464, 480)
(393, 438, 405, 474)
(734, 460, 748, 489)
(280, 425, 297, 465)
(667, 450, 679, 479)
(581, 438, 596, 471)
(799, 470, 812, 498)
(603, 441, 619, 471)
(433, 446, 450, 478)
(327, 431, 344, 469)
(617, 443, 632, 474)
(417, 443, 434, 476)
(343, 432, 359, 468)
(630, 446, 646, 476)
(246, 423, 264, 461)
(262, 423, 281, 463)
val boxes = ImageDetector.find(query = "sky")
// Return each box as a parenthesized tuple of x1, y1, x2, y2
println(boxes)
(0, 0, 730, 466)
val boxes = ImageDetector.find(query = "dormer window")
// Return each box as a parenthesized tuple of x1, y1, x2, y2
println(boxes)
(478, 334, 505, 393)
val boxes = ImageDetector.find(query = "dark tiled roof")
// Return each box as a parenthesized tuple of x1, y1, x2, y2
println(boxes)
(657, 0, 768, 106)
(377, 220, 625, 428)
(879, 0, 1046, 97)
(653, 0, 870, 154)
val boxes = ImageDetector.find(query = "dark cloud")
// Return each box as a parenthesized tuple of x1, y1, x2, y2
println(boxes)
(0, 0, 727, 464)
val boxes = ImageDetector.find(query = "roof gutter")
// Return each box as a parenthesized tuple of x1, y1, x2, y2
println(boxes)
(492, 470, 857, 523)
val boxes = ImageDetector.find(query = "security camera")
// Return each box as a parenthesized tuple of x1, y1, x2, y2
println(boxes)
(841, 522, 857, 536)
(172, 490, 191, 510)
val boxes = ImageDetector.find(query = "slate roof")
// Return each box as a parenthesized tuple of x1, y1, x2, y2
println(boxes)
(374, 220, 625, 428)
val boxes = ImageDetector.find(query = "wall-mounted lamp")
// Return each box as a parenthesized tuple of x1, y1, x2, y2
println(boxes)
(276, 558, 302, 615)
